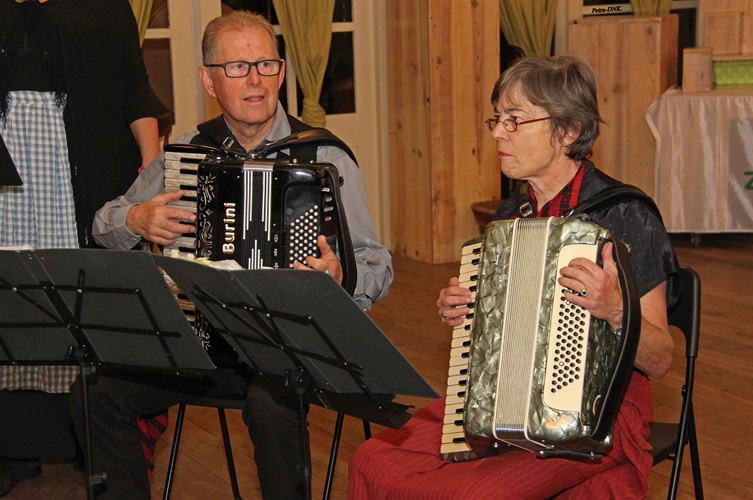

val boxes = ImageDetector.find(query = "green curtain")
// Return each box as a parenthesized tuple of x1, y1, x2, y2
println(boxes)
(630, 0, 672, 16)
(129, 0, 154, 46)
(498, 0, 558, 58)
(272, 0, 335, 127)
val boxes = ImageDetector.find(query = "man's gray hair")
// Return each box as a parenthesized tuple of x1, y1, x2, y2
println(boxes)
(202, 11, 279, 64)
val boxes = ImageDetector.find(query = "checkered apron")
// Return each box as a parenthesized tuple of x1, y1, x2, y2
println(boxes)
(1, 90, 79, 393)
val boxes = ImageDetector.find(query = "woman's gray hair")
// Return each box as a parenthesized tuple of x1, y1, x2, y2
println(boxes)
(202, 11, 279, 64)
(491, 55, 603, 161)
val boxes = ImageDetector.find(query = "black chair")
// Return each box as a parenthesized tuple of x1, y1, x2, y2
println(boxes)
(162, 396, 370, 500)
(648, 266, 703, 499)
(162, 396, 244, 500)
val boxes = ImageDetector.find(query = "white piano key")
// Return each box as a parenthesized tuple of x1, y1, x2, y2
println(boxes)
(440, 429, 466, 444)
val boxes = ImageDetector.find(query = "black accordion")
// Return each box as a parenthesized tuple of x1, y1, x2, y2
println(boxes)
(162, 143, 355, 362)
(163, 144, 354, 286)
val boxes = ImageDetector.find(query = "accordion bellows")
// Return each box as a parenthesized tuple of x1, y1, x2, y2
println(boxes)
(464, 217, 627, 457)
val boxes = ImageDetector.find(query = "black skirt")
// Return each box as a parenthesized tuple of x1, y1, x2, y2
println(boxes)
(0, 391, 77, 459)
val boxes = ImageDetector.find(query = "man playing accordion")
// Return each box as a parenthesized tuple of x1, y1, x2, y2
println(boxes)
(69, 11, 392, 500)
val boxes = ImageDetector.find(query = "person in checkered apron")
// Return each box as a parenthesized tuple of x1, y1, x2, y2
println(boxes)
(0, 0, 162, 494)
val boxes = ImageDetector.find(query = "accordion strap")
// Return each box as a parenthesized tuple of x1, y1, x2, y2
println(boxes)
(568, 184, 662, 223)
(193, 115, 247, 154)
(595, 234, 641, 438)
(193, 114, 359, 166)
(250, 126, 359, 166)
(514, 181, 662, 223)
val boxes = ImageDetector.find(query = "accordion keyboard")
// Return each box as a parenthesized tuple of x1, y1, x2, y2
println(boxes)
(163, 148, 203, 255)
(439, 240, 481, 461)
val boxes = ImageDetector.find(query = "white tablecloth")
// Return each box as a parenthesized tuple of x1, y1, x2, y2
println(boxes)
(647, 86, 753, 233)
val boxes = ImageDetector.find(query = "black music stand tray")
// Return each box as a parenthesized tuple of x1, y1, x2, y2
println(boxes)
(155, 255, 438, 499)
(0, 249, 215, 499)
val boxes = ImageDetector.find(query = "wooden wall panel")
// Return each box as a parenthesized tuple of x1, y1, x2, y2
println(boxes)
(387, 0, 433, 261)
(700, 0, 753, 55)
(428, 3, 457, 262)
(705, 11, 744, 55)
(387, 0, 500, 264)
(569, 15, 678, 195)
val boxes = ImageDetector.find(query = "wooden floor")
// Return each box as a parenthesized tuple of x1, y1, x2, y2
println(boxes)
(6, 233, 753, 499)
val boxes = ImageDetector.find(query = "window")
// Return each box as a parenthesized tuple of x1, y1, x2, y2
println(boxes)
(142, 0, 173, 124)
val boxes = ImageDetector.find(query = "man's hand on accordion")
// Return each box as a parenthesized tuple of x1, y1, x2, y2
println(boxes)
(292, 235, 343, 285)
(125, 190, 196, 246)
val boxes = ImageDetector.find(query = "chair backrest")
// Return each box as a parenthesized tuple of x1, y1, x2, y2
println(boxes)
(652, 265, 704, 499)
(666, 267, 701, 360)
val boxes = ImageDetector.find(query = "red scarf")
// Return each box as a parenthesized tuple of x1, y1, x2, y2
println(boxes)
(525, 161, 586, 218)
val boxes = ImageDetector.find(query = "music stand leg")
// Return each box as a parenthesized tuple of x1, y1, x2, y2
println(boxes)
(323, 412, 344, 500)
(71, 348, 106, 500)
(288, 368, 312, 500)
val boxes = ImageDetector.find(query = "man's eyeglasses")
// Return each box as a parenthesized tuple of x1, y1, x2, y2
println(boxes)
(484, 116, 551, 132)
(204, 59, 283, 78)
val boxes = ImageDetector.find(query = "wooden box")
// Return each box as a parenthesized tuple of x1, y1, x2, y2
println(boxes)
(683, 47, 714, 92)
(569, 15, 678, 196)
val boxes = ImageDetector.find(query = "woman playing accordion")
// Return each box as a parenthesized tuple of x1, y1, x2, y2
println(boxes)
(348, 55, 678, 499)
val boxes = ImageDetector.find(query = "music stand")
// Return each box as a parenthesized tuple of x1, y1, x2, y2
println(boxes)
(155, 255, 438, 498)
(0, 249, 215, 499)
(0, 133, 22, 186)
